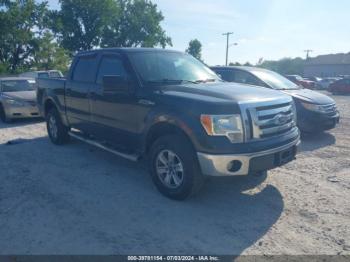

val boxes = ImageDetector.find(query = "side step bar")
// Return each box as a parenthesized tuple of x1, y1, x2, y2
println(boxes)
(68, 131, 139, 162)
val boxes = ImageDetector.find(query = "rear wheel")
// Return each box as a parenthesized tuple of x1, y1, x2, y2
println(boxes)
(0, 104, 11, 123)
(46, 107, 70, 145)
(149, 134, 204, 200)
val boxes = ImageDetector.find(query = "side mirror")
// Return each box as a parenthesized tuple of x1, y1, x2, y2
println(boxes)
(102, 75, 131, 94)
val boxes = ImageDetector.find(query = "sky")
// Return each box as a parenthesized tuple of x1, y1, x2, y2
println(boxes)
(45, 0, 350, 66)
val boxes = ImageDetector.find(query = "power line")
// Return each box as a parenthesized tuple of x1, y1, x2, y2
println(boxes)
(223, 32, 234, 66)
(304, 49, 313, 59)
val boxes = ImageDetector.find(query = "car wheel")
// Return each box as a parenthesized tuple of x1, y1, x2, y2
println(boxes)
(0, 104, 11, 123)
(149, 134, 204, 200)
(46, 107, 70, 145)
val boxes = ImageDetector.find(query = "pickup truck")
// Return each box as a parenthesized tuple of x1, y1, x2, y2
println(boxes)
(37, 48, 300, 200)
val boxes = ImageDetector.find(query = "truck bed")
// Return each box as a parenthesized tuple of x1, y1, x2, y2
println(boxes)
(37, 77, 66, 116)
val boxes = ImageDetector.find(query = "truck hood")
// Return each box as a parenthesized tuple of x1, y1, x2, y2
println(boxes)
(281, 89, 334, 104)
(2, 91, 37, 102)
(154, 82, 288, 103)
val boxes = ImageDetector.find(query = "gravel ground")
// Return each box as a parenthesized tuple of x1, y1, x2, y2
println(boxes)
(0, 92, 349, 255)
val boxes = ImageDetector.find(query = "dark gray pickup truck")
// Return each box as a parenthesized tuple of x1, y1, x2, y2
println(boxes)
(37, 48, 300, 200)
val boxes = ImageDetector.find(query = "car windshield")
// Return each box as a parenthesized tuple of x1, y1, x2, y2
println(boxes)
(1, 80, 36, 92)
(128, 51, 220, 84)
(252, 70, 301, 90)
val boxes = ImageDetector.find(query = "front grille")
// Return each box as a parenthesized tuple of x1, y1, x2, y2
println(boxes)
(247, 101, 296, 140)
(321, 103, 337, 116)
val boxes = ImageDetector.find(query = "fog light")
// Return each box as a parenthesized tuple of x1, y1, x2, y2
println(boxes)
(227, 160, 242, 173)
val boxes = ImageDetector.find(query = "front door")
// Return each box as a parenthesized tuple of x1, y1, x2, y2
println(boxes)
(90, 54, 149, 151)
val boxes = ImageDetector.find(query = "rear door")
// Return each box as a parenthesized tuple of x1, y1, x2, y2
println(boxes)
(65, 53, 98, 131)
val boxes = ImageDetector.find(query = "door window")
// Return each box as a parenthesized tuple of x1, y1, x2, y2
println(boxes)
(215, 70, 235, 82)
(73, 55, 97, 82)
(234, 70, 258, 85)
(96, 56, 128, 84)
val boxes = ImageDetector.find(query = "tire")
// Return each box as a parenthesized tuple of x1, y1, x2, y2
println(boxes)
(0, 104, 11, 123)
(149, 134, 204, 200)
(46, 107, 70, 145)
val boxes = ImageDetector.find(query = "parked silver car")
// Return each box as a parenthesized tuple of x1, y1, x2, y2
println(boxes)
(0, 77, 40, 123)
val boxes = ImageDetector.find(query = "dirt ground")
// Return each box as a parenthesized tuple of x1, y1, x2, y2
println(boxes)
(0, 91, 349, 255)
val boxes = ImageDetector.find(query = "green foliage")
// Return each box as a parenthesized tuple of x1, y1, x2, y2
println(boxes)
(186, 39, 202, 60)
(50, 0, 172, 52)
(32, 31, 70, 73)
(0, 0, 172, 75)
(50, 0, 117, 51)
(0, 0, 48, 73)
(229, 62, 241, 66)
(258, 57, 305, 75)
(101, 0, 172, 48)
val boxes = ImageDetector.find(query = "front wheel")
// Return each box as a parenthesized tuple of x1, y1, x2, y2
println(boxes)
(46, 107, 70, 145)
(149, 134, 204, 200)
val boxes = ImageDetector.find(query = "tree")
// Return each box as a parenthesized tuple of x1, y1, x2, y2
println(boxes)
(32, 31, 70, 73)
(50, 0, 172, 52)
(186, 39, 202, 60)
(0, 0, 48, 73)
(258, 57, 304, 75)
(229, 62, 241, 66)
(49, 0, 117, 52)
(101, 0, 172, 48)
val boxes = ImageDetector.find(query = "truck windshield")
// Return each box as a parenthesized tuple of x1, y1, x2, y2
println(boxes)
(252, 70, 301, 90)
(1, 80, 36, 92)
(128, 51, 220, 84)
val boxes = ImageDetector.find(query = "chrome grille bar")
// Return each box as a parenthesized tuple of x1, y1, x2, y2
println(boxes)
(240, 99, 297, 140)
(257, 105, 293, 118)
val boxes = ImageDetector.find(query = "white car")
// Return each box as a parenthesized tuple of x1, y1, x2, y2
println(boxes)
(0, 77, 40, 123)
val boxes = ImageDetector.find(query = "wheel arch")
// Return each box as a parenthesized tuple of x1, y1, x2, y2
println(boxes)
(145, 121, 197, 154)
(43, 98, 58, 117)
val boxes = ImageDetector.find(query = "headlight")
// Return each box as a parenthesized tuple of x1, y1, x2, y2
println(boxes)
(200, 114, 244, 143)
(5, 99, 25, 106)
(301, 102, 326, 113)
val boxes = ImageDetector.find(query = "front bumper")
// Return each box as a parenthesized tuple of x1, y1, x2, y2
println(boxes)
(197, 136, 300, 176)
(4, 103, 40, 119)
(298, 111, 340, 132)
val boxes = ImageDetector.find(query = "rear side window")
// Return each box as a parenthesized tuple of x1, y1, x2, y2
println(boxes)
(96, 55, 128, 84)
(73, 55, 97, 82)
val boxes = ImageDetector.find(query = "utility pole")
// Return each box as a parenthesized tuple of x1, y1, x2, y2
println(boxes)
(304, 49, 313, 60)
(223, 32, 234, 66)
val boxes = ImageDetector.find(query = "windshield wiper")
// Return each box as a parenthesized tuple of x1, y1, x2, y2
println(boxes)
(194, 78, 217, 83)
(146, 79, 198, 85)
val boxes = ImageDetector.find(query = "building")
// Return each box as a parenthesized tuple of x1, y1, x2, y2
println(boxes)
(304, 52, 350, 77)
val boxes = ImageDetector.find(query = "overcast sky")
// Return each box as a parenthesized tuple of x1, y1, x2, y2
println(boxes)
(46, 0, 350, 66)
